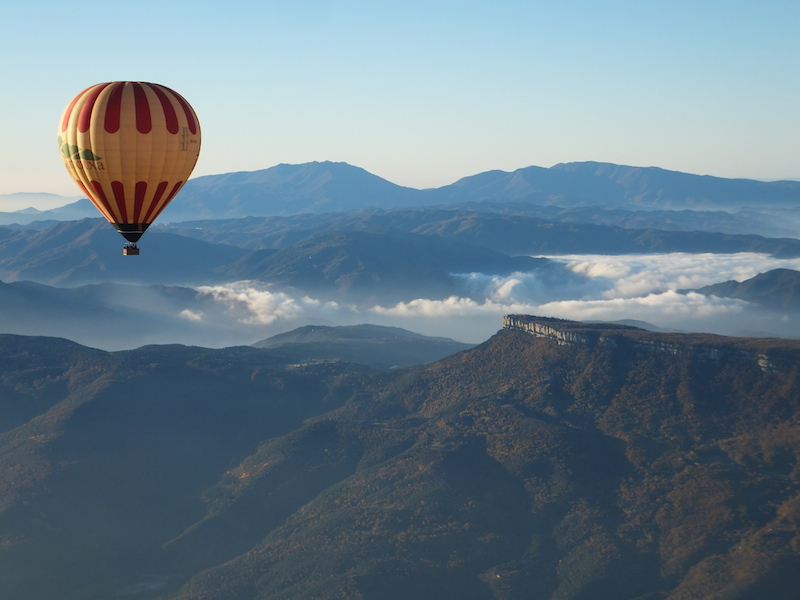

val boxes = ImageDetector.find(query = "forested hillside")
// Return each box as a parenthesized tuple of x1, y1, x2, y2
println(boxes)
(1, 318, 798, 599)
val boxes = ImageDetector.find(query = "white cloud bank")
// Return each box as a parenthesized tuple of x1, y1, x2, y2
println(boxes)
(368, 291, 755, 340)
(372, 291, 747, 321)
(197, 282, 346, 325)
(190, 254, 800, 344)
(553, 252, 800, 299)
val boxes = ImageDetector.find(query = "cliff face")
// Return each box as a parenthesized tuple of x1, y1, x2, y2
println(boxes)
(503, 314, 793, 372)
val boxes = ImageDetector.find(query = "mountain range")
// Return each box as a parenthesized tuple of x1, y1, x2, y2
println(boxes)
(3, 161, 800, 226)
(168, 161, 800, 218)
(0, 216, 573, 349)
(162, 208, 800, 257)
(1, 316, 798, 599)
(3, 199, 800, 347)
(0, 218, 561, 294)
(1, 164, 799, 339)
(3, 210, 800, 291)
(0, 192, 84, 218)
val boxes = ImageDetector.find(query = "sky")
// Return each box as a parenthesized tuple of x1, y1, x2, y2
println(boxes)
(1, 0, 798, 199)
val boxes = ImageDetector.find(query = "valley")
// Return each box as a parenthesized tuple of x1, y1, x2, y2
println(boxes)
(1, 161, 800, 599)
(0, 317, 798, 599)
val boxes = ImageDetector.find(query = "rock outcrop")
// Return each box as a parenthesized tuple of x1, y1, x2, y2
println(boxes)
(502, 314, 793, 373)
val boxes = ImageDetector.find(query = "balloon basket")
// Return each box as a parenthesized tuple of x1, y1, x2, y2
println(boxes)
(123, 244, 140, 256)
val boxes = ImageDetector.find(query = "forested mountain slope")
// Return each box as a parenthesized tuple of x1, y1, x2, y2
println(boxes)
(1, 317, 798, 599)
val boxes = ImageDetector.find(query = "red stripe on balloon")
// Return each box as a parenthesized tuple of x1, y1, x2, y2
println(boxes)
(132, 83, 152, 134)
(88, 180, 117, 220)
(104, 82, 125, 133)
(61, 85, 94, 132)
(133, 181, 147, 223)
(111, 181, 128, 222)
(151, 84, 180, 134)
(77, 181, 91, 197)
(148, 181, 183, 223)
(142, 181, 170, 223)
(172, 92, 198, 135)
(165, 181, 183, 203)
(78, 83, 113, 133)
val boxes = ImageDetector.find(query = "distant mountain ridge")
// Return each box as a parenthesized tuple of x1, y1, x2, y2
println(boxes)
(168, 162, 424, 219)
(446, 161, 800, 208)
(6, 162, 800, 228)
(0, 192, 83, 217)
(165, 161, 800, 220)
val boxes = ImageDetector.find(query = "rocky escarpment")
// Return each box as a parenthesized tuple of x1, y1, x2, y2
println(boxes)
(503, 314, 798, 373)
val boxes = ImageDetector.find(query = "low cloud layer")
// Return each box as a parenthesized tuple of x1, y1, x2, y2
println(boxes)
(188, 253, 800, 344)
(554, 252, 800, 299)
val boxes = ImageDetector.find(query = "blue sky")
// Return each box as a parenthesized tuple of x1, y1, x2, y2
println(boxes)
(2, 0, 798, 197)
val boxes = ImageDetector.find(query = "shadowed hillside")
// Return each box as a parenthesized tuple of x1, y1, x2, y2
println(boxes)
(0, 220, 561, 296)
(691, 268, 800, 310)
(160, 208, 800, 257)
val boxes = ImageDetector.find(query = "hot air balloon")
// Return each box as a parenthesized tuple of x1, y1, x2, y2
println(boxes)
(58, 82, 201, 255)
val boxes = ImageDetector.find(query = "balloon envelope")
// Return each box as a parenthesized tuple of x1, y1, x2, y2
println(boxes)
(58, 81, 201, 243)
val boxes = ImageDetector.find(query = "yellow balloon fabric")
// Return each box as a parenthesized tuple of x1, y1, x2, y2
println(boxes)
(58, 82, 201, 243)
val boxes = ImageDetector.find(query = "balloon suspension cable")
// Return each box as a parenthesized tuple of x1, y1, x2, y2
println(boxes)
(123, 243, 140, 256)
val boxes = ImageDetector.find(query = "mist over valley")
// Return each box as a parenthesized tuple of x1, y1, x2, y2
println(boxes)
(2, 162, 800, 348)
